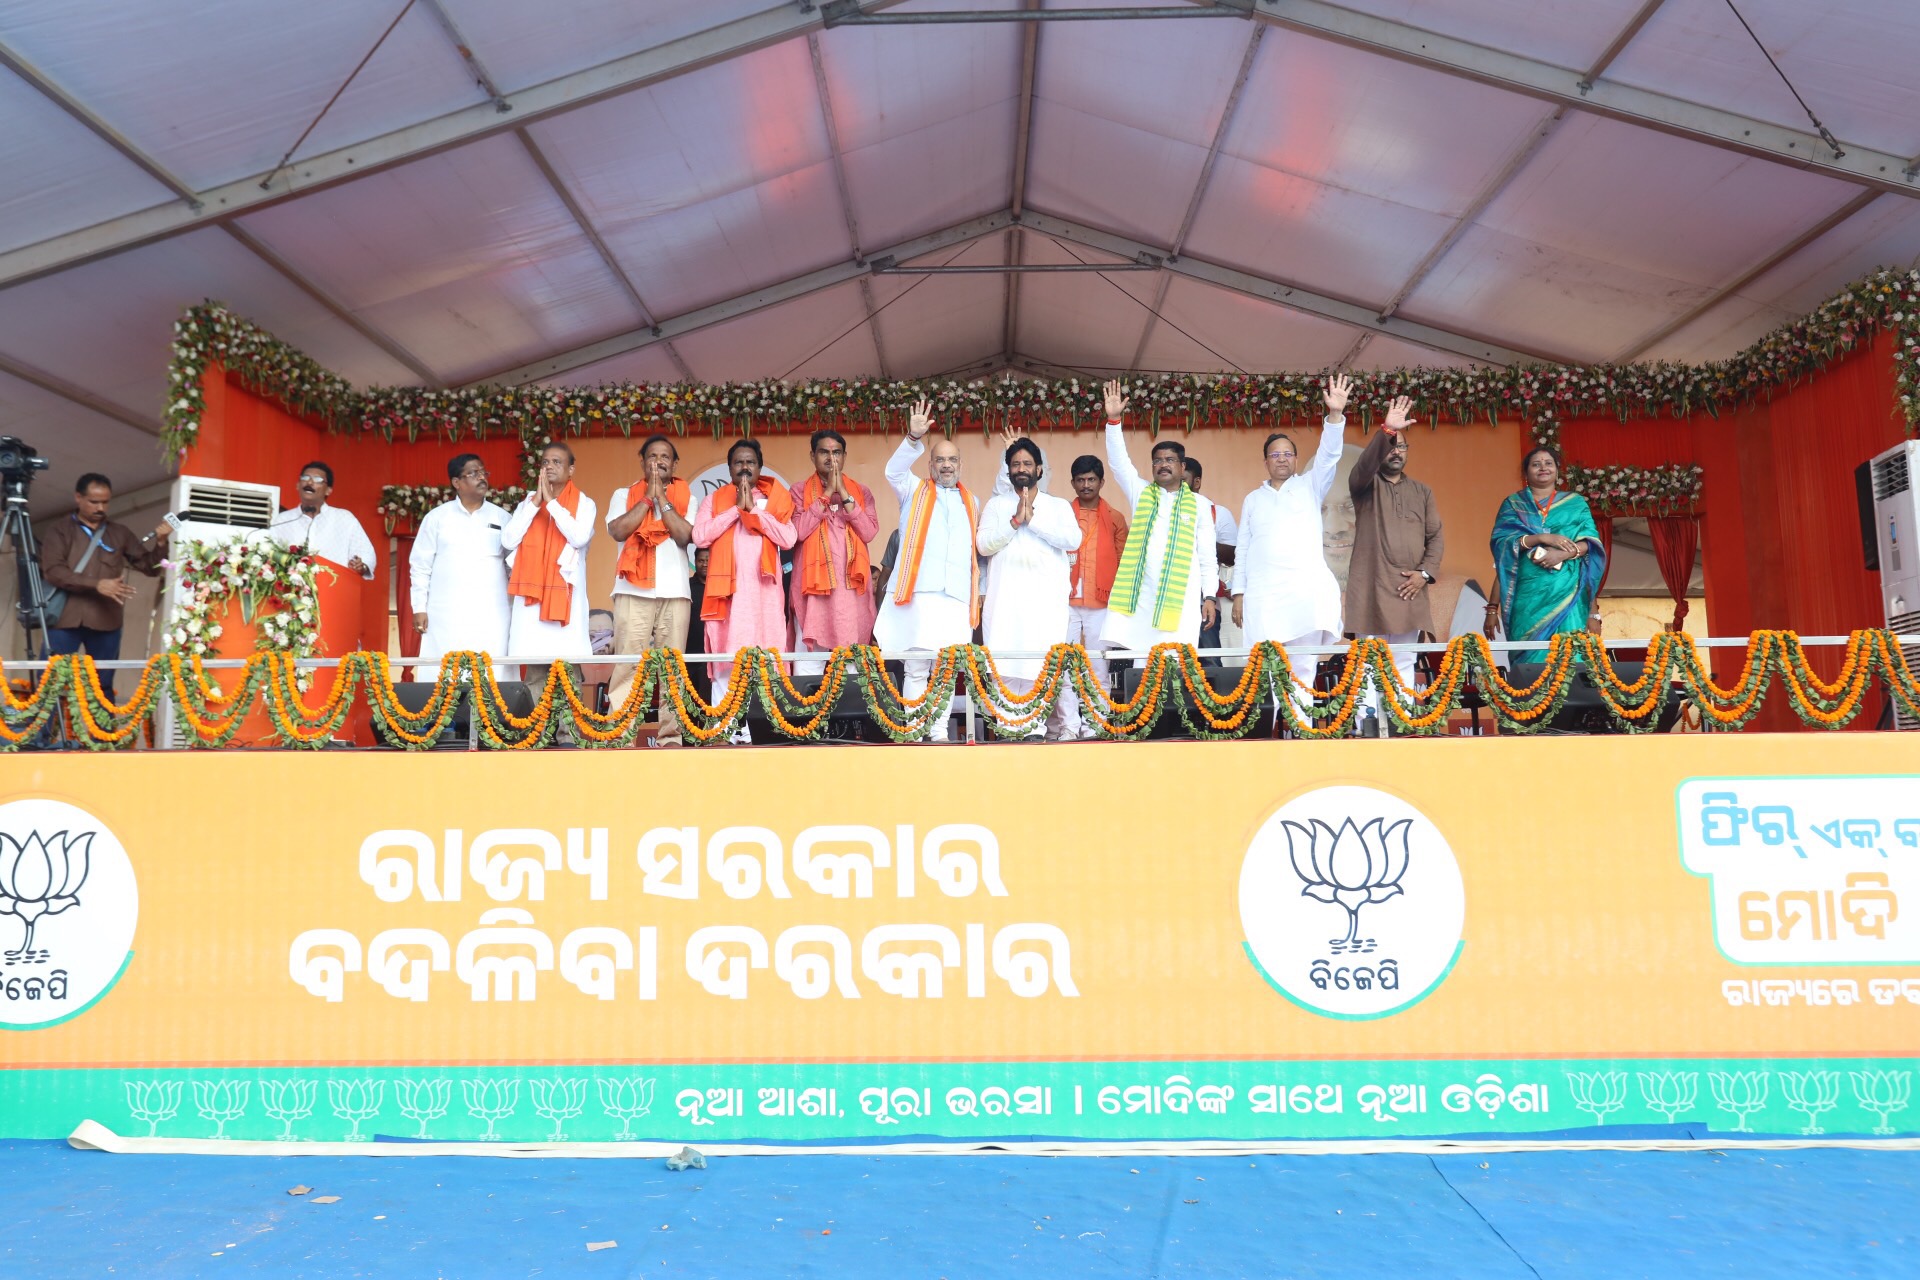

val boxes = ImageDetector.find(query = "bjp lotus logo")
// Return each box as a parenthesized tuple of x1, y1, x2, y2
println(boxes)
(0, 799, 138, 1030)
(1240, 786, 1465, 1020)
(0, 830, 92, 961)
(1282, 817, 1410, 955)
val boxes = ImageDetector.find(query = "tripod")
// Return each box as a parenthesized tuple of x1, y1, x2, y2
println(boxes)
(3, 484, 55, 658)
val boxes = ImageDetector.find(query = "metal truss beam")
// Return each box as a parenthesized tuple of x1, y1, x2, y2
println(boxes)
(0, 352, 163, 436)
(1342, 1, 1670, 366)
(474, 211, 1017, 385)
(1229, 0, 1918, 197)
(808, 33, 891, 379)
(1130, 24, 1265, 369)
(1022, 210, 1560, 366)
(0, 2, 912, 291)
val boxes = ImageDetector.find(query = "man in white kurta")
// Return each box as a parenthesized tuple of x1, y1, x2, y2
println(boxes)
(977, 437, 1082, 740)
(1099, 381, 1218, 662)
(267, 462, 378, 578)
(503, 443, 598, 673)
(1231, 375, 1352, 710)
(409, 453, 510, 680)
(873, 398, 978, 742)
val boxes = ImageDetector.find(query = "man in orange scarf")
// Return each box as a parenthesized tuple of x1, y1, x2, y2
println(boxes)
(692, 438, 797, 743)
(873, 398, 978, 742)
(606, 434, 694, 744)
(788, 428, 879, 676)
(503, 442, 597, 682)
(1063, 454, 1129, 740)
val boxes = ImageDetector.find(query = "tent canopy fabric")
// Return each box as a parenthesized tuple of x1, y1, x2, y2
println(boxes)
(3, 0, 1919, 514)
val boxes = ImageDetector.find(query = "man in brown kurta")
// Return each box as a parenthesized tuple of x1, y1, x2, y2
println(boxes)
(1345, 401, 1443, 727)
(38, 473, 171, 696)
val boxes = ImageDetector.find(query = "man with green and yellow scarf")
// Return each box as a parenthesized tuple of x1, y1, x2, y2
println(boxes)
(1100, 379, 1219, 662)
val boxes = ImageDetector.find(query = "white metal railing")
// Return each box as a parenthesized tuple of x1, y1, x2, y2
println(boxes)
(16, 633, 1915, 749)
(14, 633, 1917, 670)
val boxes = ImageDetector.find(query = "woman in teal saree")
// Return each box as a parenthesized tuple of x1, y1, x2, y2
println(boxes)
(1491, 447, 1607, 664)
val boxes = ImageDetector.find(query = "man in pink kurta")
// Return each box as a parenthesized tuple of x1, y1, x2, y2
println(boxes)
(691, 441, 798, 729)
(789, 429, 880, 675)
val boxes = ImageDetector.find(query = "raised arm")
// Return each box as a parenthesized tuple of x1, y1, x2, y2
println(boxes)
(1102, 379, 1146, 506)
(886, 436, 926, 507)
(1310, 374, 1352, 505)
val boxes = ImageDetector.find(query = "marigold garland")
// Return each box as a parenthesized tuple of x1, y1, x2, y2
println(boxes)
(5, 632, 1920, 749)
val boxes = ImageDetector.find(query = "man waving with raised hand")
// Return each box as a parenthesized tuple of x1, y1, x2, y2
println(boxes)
(1099, 379, 1218, 665)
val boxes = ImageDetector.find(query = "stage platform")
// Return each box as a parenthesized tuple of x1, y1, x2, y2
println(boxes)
(1, 1139, 1913, 1277)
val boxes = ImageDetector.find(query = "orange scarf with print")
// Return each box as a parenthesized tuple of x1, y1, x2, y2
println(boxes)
(506, 483, 582, 625)
(702, 478, 795, 621)
(615, 477, 691, 588)
(798, 473, 873, 596)
(892, 478, 981, 627)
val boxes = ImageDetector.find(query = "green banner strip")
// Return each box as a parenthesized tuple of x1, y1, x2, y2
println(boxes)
(4, 1058, 1913, 1143)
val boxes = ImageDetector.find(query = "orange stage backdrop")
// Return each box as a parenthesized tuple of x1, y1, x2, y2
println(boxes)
(183, 335, 1907, 732)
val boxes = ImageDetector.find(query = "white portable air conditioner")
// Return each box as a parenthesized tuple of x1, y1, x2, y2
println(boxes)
(156, 475, 281, 746)
(1869, 440, 1920, 729)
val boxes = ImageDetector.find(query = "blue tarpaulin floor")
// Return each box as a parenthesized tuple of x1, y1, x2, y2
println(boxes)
(2, 1140, 1914, 1277)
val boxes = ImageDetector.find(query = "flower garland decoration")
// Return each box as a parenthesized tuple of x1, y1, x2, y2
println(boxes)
(164, 270, 1920, 512)
(377, 482, 531, 534)
(1561, 463, 1705, 516)
(6, 633, 1920, 750)
(163, 537, 330, 667)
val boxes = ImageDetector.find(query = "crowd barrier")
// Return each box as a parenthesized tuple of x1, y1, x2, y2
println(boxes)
(4, 630, 1919, 750)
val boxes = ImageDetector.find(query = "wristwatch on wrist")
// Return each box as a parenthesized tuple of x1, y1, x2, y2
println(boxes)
(1419, 570, 1435, 584)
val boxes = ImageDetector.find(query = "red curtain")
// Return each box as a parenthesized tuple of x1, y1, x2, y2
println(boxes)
(394, 536, 421, 660)
(1648, 515, 1699, 630)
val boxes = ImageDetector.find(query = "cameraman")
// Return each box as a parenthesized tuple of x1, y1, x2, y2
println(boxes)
(39, 473, 171, 696)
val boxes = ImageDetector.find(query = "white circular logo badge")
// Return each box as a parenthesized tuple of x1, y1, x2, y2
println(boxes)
(0, 798, 138, 1028)
(1238, 785, 1464, 1019)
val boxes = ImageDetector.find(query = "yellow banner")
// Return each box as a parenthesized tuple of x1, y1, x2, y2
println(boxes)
(2, 735, 1916, 1141)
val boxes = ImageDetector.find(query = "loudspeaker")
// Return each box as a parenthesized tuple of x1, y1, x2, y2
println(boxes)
(1502, 662, 1685, 734)
(1856, 458, 1881, 572)
(390, 681, 537, 746)
(781, 672, 883, 742)
(1116, 662, 1275, 739)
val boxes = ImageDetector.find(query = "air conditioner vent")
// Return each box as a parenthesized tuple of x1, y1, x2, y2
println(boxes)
(179, 482, 276, 530)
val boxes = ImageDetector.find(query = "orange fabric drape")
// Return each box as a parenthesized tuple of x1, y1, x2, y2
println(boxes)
(506, 483, 584, 626)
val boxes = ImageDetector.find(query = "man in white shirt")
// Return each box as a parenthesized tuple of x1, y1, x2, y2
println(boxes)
(1100, 380, 1219, 664)
(1231, 375, 1351, 715)
(504, 442, 598, 682)
(605, 434, 695, 745)
(410, 453, 510, 680)
(976, 437, 1082, 740)
(873, 397, 980, 742)
(267, 461, 378, 578)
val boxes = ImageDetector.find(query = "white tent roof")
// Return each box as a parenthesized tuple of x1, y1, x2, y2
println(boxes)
(3, 0, 1919, 513)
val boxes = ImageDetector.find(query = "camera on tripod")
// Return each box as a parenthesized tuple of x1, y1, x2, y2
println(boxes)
(1, 436, 58, 650)
(0, 436, 52, 494)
